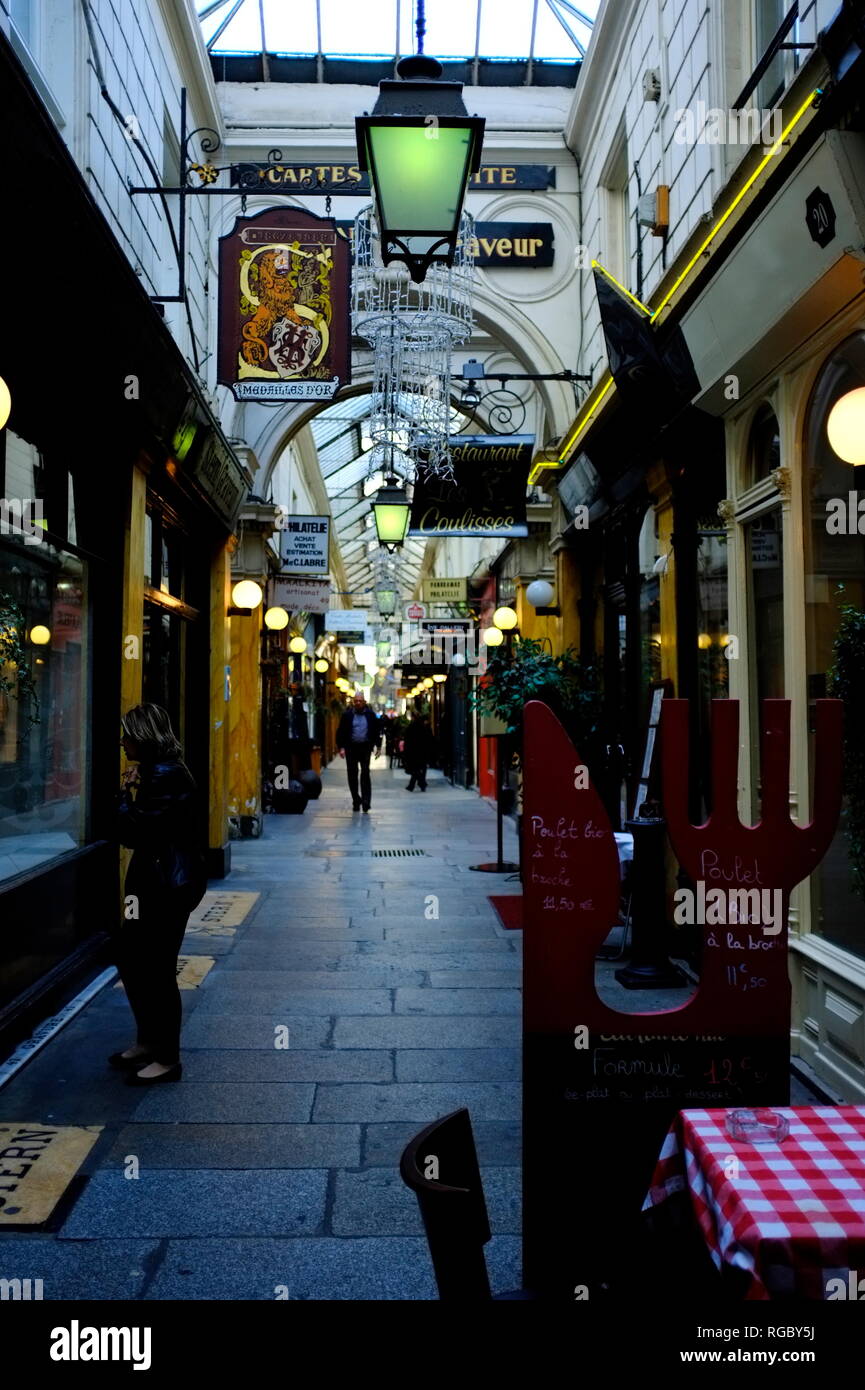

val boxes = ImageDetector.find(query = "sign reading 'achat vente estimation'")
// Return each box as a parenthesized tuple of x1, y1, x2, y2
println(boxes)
(409, 436, 534, 538)
(217, 206, 351, 403)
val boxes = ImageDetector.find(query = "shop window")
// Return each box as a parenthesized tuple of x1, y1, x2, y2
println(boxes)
(696, 522, 730, 704)
(638, 509, 661, 691)
(803, 333, 865, 959)
(1, 433, 89, 884)
(746, 508, 785, 814)
(142, 502, 198, 751)
(747, 403, 780, 487)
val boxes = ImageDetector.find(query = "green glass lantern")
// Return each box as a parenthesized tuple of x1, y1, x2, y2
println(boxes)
(371, 478, 411, 552)
(355, 54, 484, 283)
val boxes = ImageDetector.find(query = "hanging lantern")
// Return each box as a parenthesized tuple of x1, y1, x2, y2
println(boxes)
(372, 477, 411, 550)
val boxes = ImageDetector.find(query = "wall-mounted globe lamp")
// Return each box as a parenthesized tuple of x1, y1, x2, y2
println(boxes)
(0, 376, 11, 430)
(289, 635, 308, 655)
(355, 5, 485, 285)
(493, 606, 518, 631)
(827, 387, 865, 486)
(423, 677, 434, 689)
(230, 580, 264, 614)
(433, 673, 447, 683)
(482, 627, 504, 647)
(525, 579, 560, 616)
(315, 658, 330, 673)
(29, 625, 51, 645)
(264, 606, 289, 630)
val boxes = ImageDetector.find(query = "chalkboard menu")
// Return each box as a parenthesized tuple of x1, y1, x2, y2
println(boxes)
(520, 698, 843, 1299)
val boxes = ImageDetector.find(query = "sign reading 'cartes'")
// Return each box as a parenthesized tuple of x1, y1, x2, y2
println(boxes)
(409, 436, 534, 538)
(231, 163, 557, 193)
(279, 516, 330, 573)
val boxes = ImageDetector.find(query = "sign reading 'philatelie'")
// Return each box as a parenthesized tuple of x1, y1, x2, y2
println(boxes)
(409, 436, 534, 538)
(218, 206, 351, 402)
(279, 516, 330, 573)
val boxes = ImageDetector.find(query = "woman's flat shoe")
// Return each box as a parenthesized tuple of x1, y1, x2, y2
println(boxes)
(126, 1063, 182, 1086)
(108, 1051, 153, 1070)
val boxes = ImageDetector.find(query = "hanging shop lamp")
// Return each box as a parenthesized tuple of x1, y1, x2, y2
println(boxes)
(375, 586, 398, 617)
(264, 606, 289, 631)
(355, 1, 484, 284)
(372, 477, 411, 552)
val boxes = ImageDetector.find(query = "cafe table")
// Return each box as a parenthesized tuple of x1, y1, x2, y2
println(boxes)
(643, 1107, 865, 1300)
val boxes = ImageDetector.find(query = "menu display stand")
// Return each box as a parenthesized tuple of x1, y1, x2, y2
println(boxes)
(520, 697, 842, 1299)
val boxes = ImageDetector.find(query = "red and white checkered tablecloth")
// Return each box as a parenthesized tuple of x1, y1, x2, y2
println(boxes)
(643, 1107, 865, 1300)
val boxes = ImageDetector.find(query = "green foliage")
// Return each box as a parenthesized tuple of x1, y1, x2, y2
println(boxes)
(0, 593, 40, 727)
(470, 637, 603, 764)
(828, 599, 865, 901)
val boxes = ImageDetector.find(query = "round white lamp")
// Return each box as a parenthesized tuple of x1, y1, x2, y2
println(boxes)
(264, 606, 289, 630)
(827, 387, 865, 465)
(231, 580, 263, 610)
(289, 635, 308, 654)
(29, 625, 51, 645)
(493, 606, 518, 630)
(525, 580, 555, 609)
(0, 376, 11, 431)
(482, 627, 504, 647)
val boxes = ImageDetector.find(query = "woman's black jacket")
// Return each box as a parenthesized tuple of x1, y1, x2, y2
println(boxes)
(118, 757, 207, 909)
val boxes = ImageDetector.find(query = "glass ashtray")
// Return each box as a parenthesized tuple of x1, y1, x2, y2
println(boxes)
(725, 1108, 789, 1144)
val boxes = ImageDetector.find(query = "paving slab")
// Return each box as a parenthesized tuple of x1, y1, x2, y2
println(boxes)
(332, 1166, 521, 1236)
(395, 1048, 520, 1082)
(182, 1014, 333, 1049)
(102, 1124, 362, 1169)
(363, 1120, 521, 1167)
(0, 1240, 159, 1300)
(312, 1081, 520, 1123)
(179, 1049, 393, 1083)
(130, 1083, 316, 1123)
(59, 1169, 328, 1238)
(393, 988, 521, 1015)
(193, 989, 393, 1016)
(332, 1015, 520, 1049)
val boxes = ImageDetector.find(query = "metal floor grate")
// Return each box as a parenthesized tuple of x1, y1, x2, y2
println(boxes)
(370, 848, 427, 857)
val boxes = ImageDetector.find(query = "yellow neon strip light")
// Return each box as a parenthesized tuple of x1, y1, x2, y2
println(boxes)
(549, 86, 821, 472)
(591, 260, 652, 316)
(649, 87, 820, 321)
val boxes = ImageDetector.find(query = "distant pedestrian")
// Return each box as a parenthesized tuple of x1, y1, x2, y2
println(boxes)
(403, 712, 434, 792)
(112, 704, 207, 1085)
(336, 693, 381, 812)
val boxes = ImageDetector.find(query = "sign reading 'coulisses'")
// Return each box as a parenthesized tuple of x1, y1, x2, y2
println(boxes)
(409, 436, 534, 538)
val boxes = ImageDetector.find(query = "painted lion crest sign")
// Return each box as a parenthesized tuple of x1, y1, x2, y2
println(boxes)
(218, 207, 351, 402)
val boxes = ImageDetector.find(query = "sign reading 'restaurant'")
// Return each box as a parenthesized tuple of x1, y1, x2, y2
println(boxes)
(217, 206, 351, 402)
(409, 436, 534, 538)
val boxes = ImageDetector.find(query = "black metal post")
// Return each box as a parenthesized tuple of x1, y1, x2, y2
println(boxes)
(614, 816, 686, 989)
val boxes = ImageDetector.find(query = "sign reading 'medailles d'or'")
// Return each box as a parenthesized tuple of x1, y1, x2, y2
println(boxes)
(409, 436, 534, 538)
(217, 206, 351, 402)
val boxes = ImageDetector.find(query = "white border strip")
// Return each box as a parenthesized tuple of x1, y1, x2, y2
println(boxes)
(0, 968, 117, 1090)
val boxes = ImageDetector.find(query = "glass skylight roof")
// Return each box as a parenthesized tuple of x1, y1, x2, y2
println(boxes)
(197, 0, 596, 64)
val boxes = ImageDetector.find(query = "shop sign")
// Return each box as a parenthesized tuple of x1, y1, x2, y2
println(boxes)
(409, 436, 534, 538)
(217, 206, 351, 402)
(750, 530, 780, 568)
(326, 610, 372, 645)
(336, 220, 553, 268)
(190, 435, 248, 529)
(232, 162, 556, 194)
(279, 516, 330, 573)
(423, 577, 468, 603)
(271, 577, 331, 612)
(420, 619, 472, 633)
(404, 602, 427, 620)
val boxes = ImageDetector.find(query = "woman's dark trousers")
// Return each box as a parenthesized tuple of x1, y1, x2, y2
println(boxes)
(115, 891, 194, 1065)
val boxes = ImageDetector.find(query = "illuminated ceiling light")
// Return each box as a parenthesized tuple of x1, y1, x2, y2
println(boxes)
(29, 625, 51, 645)
(315, 658, 329, 673)
(482, 627, 503, 647)
(231, 580, 263, 610)
(264, 606, 289, 630)
(0, 376, 11, 430)
(289, 635, 308, 654)
(493, 606, 518, 630)
(827, 387, 865, 465)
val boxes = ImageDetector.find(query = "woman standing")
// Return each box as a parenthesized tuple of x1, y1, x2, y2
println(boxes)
(111, 704, 207, 1085)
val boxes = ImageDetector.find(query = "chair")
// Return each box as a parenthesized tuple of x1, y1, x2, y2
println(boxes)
(400, 1108, 534, 1300)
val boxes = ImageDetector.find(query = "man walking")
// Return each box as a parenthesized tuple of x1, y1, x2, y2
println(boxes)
(336, 692, 382, 812)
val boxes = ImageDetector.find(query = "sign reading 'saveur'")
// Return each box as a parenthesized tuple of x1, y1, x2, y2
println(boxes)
(279, 515, 330, 573)
(218, 206, 351, 402)
(409, 436, 534, 538)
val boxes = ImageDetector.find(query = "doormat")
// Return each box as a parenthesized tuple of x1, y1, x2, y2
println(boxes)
(489, 895, 523, 930)
(0, 1123, 102, 1225)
